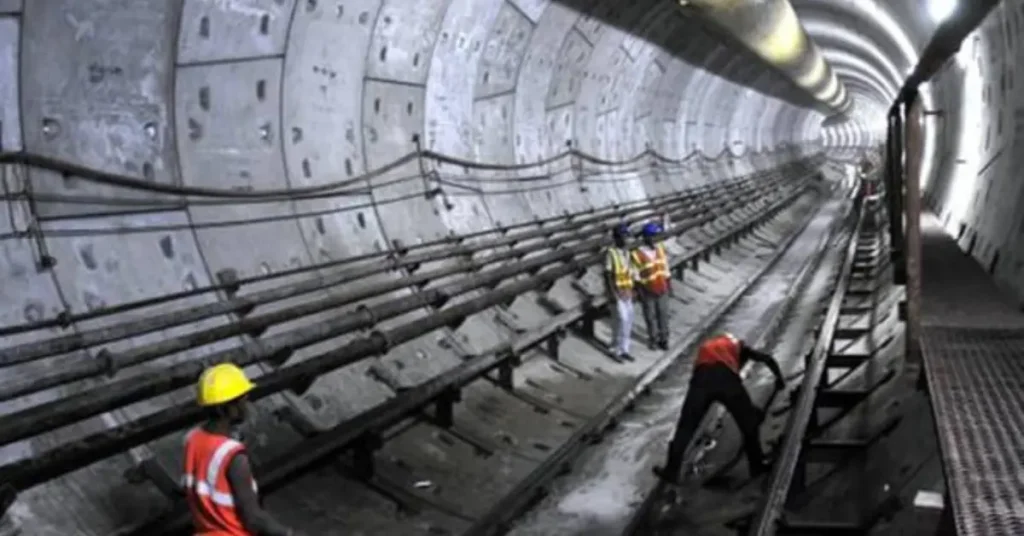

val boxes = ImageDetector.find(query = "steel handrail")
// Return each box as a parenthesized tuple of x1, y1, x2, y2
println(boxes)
(746, 194, 867, 535)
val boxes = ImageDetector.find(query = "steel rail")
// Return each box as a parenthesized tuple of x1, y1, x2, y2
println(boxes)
(0, 191, 736, 402)
(127, 175, 818, 536)
(0, 181, 812, 492)
(621, 194, 857, 535)
(463, 184, 823, 536)
(746, 196, 868, 535)
(0, 179, 748, 370)
(0, 185, 669, 338)
(0, 183, 720, 361)
(0, 180, 784, 436)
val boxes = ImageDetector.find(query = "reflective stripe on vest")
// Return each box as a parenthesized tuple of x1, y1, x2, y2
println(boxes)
(632, 244, 670, 293)
(695, 335, 741, 373)
(183, 428, 258, 535)
(607, 248, 633, 290)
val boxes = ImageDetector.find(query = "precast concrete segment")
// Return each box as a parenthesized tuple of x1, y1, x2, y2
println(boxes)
(0, 167, 808, 534)
(0, 0, 891, 534)
(0, 182, 770, 445)
(117, 169, 814, 536)
(922, 2, 1024, 306)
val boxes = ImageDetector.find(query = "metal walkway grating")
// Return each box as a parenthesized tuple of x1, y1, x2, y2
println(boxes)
(921, 326, 1024, 536)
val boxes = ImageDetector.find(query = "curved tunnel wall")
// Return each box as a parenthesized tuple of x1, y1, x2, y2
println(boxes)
(0, 0, 838, 532)
(924, 0, 1024, 307)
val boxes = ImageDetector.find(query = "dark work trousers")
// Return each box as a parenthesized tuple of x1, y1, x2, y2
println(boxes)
(662, 363, 766, 478)
(638, 287, 670, 345)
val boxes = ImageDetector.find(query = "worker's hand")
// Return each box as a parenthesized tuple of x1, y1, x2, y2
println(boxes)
(774, 377, 786, 391)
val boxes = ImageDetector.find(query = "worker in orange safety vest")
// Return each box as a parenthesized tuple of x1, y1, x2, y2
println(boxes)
(182, 363, 301, 536)
(604, 223, 637, 362)
(653, 333, 786, 484)
(631, 222, 672, 350)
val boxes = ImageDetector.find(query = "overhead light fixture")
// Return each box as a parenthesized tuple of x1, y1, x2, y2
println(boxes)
(928, 0, 958, 24)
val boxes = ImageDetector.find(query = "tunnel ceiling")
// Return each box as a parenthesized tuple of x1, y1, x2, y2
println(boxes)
(0, 0, 955, 533)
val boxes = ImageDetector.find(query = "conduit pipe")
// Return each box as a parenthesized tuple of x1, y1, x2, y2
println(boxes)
(0, 175, 801, 449)
(0, 175, 813, 494)
(0, 182, 745, 402)
(0, 179, 730, 366)
(683, 0, 850, 114)
(141, 173, 816, 536)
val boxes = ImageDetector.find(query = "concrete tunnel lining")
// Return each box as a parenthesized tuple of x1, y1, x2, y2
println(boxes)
(0, 0, 969, 533)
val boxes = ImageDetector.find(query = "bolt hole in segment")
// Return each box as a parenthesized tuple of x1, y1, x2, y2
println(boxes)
(0, 3, 885, 536)
(506, 176, 856, 535)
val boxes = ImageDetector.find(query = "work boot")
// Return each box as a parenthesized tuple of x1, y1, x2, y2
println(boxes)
(621, 353, 636, 362)
(652, 465, 681, 485)
(658, 338, 669, 350)
(647, 339, 657, 351)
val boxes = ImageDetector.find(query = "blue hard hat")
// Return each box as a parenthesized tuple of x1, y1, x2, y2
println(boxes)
(613, 223, 630, 237)
(642, 222, 662, 237)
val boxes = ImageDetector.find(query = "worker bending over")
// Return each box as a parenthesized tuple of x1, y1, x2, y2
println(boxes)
(653, 333, 786, 484)
(604, 223, 636, 362)
(632, 222, 672, 350)
(183, 363, 300, 536)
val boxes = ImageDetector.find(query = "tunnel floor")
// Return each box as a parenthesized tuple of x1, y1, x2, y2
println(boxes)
(251, 185, 834, 535)
(508, 193, 850, 535)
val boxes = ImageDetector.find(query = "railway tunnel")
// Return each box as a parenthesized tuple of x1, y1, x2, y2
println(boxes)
(0, 0, 1021, 534)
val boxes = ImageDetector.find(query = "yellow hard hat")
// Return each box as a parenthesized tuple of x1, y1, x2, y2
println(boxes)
(197, 363, 254, 407)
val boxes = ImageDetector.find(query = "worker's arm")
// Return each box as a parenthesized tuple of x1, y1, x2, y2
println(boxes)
(739, 344, 785, 387)
(227, 452, 297, 536)
(603, 251, 617, 296)
(660, 244, 673, 293)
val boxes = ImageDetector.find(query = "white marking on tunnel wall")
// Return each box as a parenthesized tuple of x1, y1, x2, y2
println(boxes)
(64, 12, 95, 41)
(202, 0, 269, 19)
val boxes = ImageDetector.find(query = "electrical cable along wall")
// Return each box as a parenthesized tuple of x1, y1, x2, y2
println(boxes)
(0, 0, 874, 533)
(0, 138, 827, 534)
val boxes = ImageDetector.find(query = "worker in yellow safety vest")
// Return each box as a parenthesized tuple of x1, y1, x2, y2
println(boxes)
(182, 363, 301, 536)
(631, 222, 672, 350)
(604, 223, 637, 362)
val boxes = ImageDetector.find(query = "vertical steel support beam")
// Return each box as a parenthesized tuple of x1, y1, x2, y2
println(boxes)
(886, 106, 906, 285)
(904, 88, 923, 365)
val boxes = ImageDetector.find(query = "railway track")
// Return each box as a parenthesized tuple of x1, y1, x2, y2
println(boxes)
(620, 188, 893, 535)
(65, 163, 822, 535)
(506, 175, 857, 536)
(466, 189, 847, 536)
(0, 155, 842, 535)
